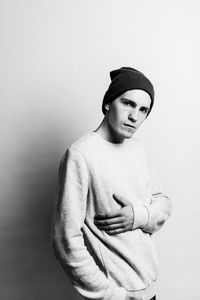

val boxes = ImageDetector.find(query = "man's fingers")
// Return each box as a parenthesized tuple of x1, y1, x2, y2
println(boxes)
(95, 195, 132, 221)
(106, 228, 127, 235)
(95, 216, 124, 226)
(96, 223, 123, 231)
(113, 194, 131, 206)
(95, 209, 121, 220)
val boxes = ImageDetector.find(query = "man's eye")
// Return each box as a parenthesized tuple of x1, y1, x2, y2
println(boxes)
(123, 101, 131, 106)
(141, 108, 148, 114)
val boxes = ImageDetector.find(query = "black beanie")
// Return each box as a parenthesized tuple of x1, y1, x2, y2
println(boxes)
(102, 67, 155, 116)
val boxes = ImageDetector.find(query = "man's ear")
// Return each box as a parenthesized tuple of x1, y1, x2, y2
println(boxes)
(105, 103, 110, 111)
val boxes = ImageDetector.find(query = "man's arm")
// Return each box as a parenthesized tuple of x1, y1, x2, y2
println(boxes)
(141, 168, 172, 234)
(95, 170, 172, 235)
(132, 192, 172, 234)
(94, 192, 171, 235)
(52, 148, 126, 300)
(119, 163, 172, 234)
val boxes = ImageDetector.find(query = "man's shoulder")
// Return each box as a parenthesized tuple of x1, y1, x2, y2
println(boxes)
(69, 132, 97, 155)
(59, 133, 96, 166)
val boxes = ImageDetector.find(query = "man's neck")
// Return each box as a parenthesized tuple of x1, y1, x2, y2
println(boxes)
(94, 118, 125, 144)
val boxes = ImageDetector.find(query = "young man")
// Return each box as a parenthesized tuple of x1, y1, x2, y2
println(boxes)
(52, 67, 172, 300)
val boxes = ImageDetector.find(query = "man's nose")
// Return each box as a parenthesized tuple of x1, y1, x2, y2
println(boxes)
(129, 109, 139, 121)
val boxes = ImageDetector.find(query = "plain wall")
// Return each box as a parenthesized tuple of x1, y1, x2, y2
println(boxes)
(1, 0, 200, 299)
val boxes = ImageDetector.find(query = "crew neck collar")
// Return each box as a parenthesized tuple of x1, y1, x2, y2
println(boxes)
(91, 131, 128, 146)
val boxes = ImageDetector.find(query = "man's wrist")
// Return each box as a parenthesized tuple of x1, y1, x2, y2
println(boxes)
(132, 204, 149, 230)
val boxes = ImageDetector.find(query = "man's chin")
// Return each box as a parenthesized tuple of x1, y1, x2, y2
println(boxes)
(114, 129, 135, 142)
(124, 131, 135, 139)
(125, 127, 136, 135)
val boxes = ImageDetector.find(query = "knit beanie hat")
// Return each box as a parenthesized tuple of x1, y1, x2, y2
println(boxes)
(102, 67, 155, 116)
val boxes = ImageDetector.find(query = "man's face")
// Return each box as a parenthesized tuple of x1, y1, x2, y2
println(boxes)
(105, 89, 151, 143)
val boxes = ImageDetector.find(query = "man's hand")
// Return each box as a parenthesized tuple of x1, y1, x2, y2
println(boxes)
(94, 194, 134, 235)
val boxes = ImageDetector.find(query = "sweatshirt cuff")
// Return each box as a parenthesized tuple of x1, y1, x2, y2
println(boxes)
(132, 204, 149, 230)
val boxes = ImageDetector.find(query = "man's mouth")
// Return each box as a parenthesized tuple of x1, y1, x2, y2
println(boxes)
(124, 124, 136, 129)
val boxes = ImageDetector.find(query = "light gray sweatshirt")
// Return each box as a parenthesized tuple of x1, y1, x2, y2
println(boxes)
(52, 132, 171, 300)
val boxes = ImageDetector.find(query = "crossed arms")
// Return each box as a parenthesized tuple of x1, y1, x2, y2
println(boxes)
(94, 192, 171, 235)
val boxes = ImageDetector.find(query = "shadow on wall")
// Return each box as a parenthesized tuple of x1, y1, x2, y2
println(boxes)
(1, 111, 82, 300)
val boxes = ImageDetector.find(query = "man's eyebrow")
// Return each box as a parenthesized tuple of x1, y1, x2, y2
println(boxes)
(121, 97, 135, 103)
(121, 97, 132, 101)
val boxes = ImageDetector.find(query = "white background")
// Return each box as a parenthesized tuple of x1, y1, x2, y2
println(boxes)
(1, 1, 200, 299)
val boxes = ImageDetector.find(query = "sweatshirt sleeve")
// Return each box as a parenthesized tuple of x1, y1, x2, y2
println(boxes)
(141, 170, 172, 234)
(132, 169, 172, 234)
(131, 140, 172, 233)
(52, 147, 126, 300)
